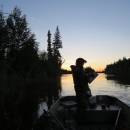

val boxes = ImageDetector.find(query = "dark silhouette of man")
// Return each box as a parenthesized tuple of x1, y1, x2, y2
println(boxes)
(70, 58, 94, 108)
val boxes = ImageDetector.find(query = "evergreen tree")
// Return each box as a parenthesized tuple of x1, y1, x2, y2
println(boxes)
(105, 57, 130, 79)
(47, 30, 52, 59)
(0, 8, 6, 61)
(52, 26, 62, 67)
(52, 26, 62, 58)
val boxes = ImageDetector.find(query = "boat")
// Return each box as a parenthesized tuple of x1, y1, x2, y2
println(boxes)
(33, 95, 130, 130)
(49, 95, 130, 130)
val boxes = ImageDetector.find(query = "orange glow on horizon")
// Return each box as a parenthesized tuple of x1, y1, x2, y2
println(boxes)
(61, 66, 105, 72)
(61, 60, 106, 72)
(61, 61, 106, 72)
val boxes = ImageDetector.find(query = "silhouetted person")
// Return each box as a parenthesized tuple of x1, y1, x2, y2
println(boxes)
(70, 58, 94, 108)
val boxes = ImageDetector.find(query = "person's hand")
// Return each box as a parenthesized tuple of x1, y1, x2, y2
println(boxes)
(90, 73, 95, 77)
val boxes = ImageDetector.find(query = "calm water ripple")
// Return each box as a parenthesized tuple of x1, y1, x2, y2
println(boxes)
(61, 73, 130, 106)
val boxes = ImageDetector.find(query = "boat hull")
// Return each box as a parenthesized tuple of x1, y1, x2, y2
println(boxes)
(49, 95, 130, 129)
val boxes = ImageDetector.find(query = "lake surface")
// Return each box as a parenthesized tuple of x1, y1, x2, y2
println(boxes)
(38, 73, 130, 116)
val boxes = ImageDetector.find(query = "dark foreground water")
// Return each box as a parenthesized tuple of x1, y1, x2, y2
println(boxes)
(38, 73, 130, 117)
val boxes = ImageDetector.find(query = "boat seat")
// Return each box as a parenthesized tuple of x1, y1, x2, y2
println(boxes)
(60, 101, 78, 109)
(56, 103, 124, 124)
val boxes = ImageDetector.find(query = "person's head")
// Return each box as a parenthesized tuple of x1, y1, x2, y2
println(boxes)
(76, 58, 87, 66)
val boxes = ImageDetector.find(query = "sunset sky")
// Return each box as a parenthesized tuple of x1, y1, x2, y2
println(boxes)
(1, 0, 130, 71)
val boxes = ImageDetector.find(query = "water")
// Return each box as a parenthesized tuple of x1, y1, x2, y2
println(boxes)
(38, 73, 130, 116)
(61, 73, 130, 105)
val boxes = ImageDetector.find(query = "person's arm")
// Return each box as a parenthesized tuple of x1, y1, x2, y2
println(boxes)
(82, 72, 95, 83)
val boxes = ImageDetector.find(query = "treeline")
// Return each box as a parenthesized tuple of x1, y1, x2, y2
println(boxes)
(105, 57, 130, 79)
(0, 6, 63, 128)
(62, 66, 95, 74)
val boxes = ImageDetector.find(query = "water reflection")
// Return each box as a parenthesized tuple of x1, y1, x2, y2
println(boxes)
(61, 74, 75, 96)
(60, 73, 130, 107)
(38, 76, 62, 116)
(106, 75, 130, 86)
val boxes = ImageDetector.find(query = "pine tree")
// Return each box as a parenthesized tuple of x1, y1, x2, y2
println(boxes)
(52, 26, 62, 63)
(51, 26, 63, 75)
(47, 30, 52, 59)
